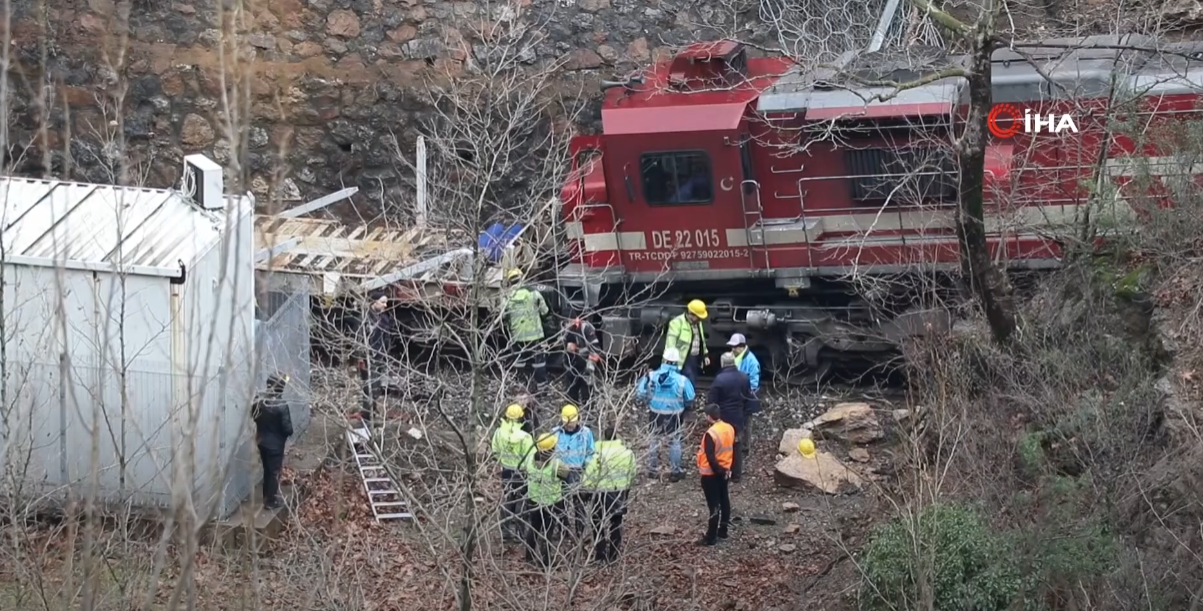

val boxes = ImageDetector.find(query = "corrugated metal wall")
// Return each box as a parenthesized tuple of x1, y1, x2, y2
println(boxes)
(0, 201, 261, 520)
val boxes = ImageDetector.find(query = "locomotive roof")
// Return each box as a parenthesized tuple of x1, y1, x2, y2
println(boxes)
(757, 47, 965, 117)
(599, 49, 790, 135)
(756, 34, 1177, 116)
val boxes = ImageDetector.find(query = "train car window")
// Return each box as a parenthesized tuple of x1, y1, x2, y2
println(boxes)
(639, 151, 714, 205)
(845, 148, 957, 204)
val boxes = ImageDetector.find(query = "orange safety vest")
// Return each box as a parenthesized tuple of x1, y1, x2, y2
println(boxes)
(696, 421, 735, 475)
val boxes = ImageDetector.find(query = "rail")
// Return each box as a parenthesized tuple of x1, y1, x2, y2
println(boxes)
(571, 201, 624, 269)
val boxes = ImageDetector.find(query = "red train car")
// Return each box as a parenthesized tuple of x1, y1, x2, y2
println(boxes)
(557, 35, 1203, 381)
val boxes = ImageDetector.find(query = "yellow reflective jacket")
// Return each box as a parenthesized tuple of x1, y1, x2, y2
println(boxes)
(664, 313, 705, 359)
(581, 440, 636, 492)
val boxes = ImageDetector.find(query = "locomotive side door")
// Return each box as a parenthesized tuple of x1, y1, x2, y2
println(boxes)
(614, 130, 753, 274)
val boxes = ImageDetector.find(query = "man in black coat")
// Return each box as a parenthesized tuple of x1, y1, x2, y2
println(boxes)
(563, 315, 601, 409)
(358, 291, 394, 424)
(254, 373, 294, 510)
(706, 352, 752, 482)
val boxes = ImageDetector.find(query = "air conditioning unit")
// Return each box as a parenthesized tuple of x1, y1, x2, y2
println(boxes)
(181, 154, 224, 211)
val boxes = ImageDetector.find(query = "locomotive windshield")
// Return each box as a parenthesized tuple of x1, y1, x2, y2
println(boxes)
(640, 151, 714, 205)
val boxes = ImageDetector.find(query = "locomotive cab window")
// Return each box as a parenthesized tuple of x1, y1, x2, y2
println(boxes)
(640, 151, 714, 205)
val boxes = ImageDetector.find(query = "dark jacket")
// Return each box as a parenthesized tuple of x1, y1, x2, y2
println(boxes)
(366, 309, 394, 358)
(254, 393, 294, 453)
(707, 366, 751, 428)
(565, 321, 600, 371)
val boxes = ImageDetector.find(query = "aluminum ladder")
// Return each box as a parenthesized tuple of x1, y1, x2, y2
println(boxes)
(346, 426, 412, 521)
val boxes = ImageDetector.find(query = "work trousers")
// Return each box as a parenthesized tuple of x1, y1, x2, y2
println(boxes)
(524, 501, 566, 568)
(515, 341, 548, 393)
(731, 421, 747, 481)
(681, 354, 702, 386)
(500, 468, 526, 538)
(258, 445, 285, 506)
(565, 362, 592, 409)
(587, 490, 628, 563)
(700, 474, 730, 543)
(562, 469, 587, 534)
(648, 412, 684, 474)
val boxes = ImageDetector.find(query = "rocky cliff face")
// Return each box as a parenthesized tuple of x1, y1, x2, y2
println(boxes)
(7, 0, 733, 218)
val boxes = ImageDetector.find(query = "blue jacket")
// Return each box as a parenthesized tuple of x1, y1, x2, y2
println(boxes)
(708, 366, 752, 427)
(735, 349, 761, 392)
(555, 426, 595, 469)
(636, 363, 695, 414)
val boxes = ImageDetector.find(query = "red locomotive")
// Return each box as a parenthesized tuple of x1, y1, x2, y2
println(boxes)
(557, 35, 1203, 381)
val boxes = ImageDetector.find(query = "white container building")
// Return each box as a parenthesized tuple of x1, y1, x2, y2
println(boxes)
(0, 156, 257, 519)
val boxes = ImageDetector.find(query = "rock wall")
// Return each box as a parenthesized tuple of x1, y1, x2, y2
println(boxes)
(7, 0, 728, 217)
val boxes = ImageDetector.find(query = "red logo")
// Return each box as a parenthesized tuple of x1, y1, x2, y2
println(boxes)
(987, 103, 1022, 139)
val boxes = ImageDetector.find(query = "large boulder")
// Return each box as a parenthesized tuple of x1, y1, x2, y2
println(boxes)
(778, 427, 812, 454)
(775, 451, 864, 495)
(805, 402, 884, 445)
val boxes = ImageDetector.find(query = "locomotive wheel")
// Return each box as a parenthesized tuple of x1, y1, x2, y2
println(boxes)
(767, 336, 832, 387)
(776, 360, 833, 387)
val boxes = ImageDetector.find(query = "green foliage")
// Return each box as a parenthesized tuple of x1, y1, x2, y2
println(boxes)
(1011, 455, 1119, 610)
(859, 504, 1020, 611)
(1016, 430, 1047, 480)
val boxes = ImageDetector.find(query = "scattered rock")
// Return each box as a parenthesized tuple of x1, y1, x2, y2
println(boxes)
(849, 448, 871, 462)
(293, 41, 324, 58)
(597, 44, 619, 63)
(579, 0, 610, 11)
(387, 24, 418, 43)
(775, 451, 864, 495)
(779, 543, 796, 553)
(748, 515, 776, 525)
(650, 524, 675, 536)
(1163, 0, 1203, 24)
(806, 402, 884, 445)
(781, 502, 800, 513)
(325, 38, 348, 55)
(784, 523, 801, 534)
(628, 37, 651, 62)
(247, 33, 276, 49)
(326, 9, 361, 38)
(402, 38, 446, 60)
(778, 427, 812, 455)
(180, 113, 215, 148)
(273, 178, 303, 201)
(564, 48, 603, 70)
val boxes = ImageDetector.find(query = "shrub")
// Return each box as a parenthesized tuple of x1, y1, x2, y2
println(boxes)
(859, 503, 1019, 611)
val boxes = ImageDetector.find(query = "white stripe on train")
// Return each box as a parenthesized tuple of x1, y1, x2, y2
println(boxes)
(566, 153, 1192, 254)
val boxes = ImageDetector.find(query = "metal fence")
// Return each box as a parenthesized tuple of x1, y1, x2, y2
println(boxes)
(218, 272, 313, 518)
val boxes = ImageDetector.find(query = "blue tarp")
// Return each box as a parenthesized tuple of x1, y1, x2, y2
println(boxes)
(478, 223, 524, 263)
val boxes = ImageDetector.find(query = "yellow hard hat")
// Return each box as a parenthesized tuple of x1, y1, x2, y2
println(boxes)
(687, 299, 708, 319)
(536, 433, 558, 452)
(506, 268, 523, 281)
(798, 438, 816, 458)
(505, 404, 524, 420)
(560, 404, 579, 423)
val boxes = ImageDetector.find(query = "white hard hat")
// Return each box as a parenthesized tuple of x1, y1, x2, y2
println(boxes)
(663, 347, 681, 364)
(727, 333, 747, 347)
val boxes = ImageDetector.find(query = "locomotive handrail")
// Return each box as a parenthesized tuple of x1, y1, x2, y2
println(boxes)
(571, 201, 624, 269)
(796, 178, 812, 268)
(740, 179, 773, 272)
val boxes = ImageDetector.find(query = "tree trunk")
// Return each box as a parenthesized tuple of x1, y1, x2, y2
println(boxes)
(957, 25, 1017, 345)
